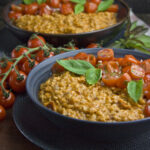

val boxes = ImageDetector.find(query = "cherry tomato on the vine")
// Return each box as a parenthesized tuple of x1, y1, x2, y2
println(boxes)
(8, 70, 27, 93)
(36, 51, 54, 63)
(0, 91, 15, 109)
(0, 105, 6, 121)
(28, 35, 46, 48)
(0, 61, 13, 74)
(22, 59, 39, 75)
(11, 47, 29, 65)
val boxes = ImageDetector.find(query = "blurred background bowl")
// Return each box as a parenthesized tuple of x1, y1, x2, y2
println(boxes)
(2, 0, 129, 47)
(26, 48, 150, 141)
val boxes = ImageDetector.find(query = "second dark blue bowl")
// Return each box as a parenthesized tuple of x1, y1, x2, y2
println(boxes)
(26, 48, 150, 141)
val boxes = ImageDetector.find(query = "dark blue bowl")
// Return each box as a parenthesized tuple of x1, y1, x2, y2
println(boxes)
(26, 48, 150, 141)
(2, 0, 129, 47)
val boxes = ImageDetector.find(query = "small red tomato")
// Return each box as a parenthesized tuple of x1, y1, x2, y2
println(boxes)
(0, 78, 6, 91)
(90, 0, 101, 5)
(129, 64, 145, 80)
(28, 35, 46, 48)
(84, 2, 97, 13)
(24, 2, 39, 15)
(11, 4, 23, 13)
(0, 105, 6, 121)
(144, 100, 150, 117)
(87, 43, 98, 48)
(21, 59, 38, 75)
(9, 70, 27, 93)
(107, 4, 119, 13)
(106, 61, 120, 74)
(74, 52, 88, 60)
(144, 74, 150, 83)
(97, 49, 114, 61)
(60, 3, 74, 15)
(36, 50, 54, 63)
(0, 61, 13, 74)
(11, 47, 29, 65)
(39, 3, 52, 15)
(0, 91, 15, 109)
(49, 0, 61, 8)
(86, 54, 96, 66)
(8, 11, 22, 20)
(61, 0, 70, 3)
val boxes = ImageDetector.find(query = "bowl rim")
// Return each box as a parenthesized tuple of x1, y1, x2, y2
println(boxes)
(2, 0, 129, 37)
(26, 48, 150, 126)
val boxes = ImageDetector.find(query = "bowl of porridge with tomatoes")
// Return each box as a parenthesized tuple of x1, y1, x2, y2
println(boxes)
(26, 48, 150, 140)
(3, 0, 129, 46)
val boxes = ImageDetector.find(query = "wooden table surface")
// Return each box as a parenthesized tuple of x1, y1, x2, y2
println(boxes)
(0, 4, 150, 149)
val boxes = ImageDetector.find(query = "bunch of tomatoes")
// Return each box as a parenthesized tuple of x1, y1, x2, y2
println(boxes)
(52, 48, 150, 117)
(8, 0, 119, 20)
(0, 34, 101, 121)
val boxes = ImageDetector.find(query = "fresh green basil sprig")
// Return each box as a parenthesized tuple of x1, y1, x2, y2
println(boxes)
(127, 79, 143, 103)
(57, 59, 102, 85)
(23, 0, 46, 5)
(70, 0, 86, 14)
(109, 21, 150, 55)
(97, 0, 114, 12)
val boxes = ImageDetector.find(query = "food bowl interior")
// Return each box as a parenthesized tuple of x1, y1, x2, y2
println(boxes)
(26, 48, 150, 141)
(3, 0, 129, 46)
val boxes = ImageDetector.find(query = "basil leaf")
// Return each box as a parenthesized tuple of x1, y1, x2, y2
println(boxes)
(75, 4, 84, 14)
(57, 60, 95, 75)
(37, 0, 46, 4)
(23, 0, 34, 4)
(127, 80, 143, 103)
(70, 0, 86, 4)
(85, 68, 102, 85)
(137, 35, 150, 48)
(130, 21, 137, 31)
(97, 0, 114, 12)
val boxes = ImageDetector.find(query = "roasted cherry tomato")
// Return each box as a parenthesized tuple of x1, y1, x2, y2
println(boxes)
(0, 91, 15, 109)
(122, 55, 140, 67)
(122, 66, 131, 73)
(61, 0, 70, 3)
(144, 100, 150, 117)
(141, 59, 150, 74)
(90, 0, 101, 5)
(22, 59, 38, 75)
(97, 49, 114, 61)
(106, 61, 120, 74)
(36, 51, 54, 63)
(60, 3, 74, 15)
(144, 73, 150, 83)
(144, 84, 150, 99)
(39, 3, 52, 15)
(49, 0, 61, 8)
(107, 4, 119, 12)
(129, 64, 145, 79)
(74, 52, 88, 60)
(28, 35, 46, 48)
(84, 2, 97, 13)
(86, 54, 96, 66)
(102, 73, 119, 87)
(9, 70, 27, 93)
(87, 43, 98, 48)
(0, 105, 6, 121)
(116, 73, 131, 88)
(11, 47, 29, 65)
(24, 2, 39, 15)
(11, 4, 23, 13)
(8, 11, 22, 20)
